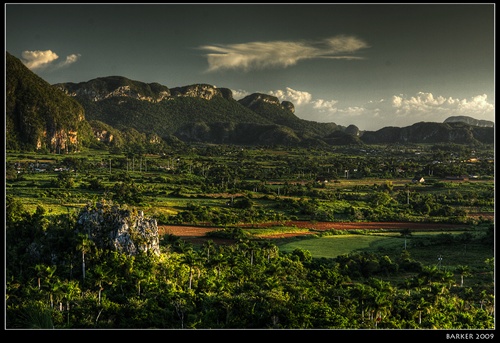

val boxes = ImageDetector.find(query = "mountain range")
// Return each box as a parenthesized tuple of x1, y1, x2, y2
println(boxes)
(6, 51, 495, 153)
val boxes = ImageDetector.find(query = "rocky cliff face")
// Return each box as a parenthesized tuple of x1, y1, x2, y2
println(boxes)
(238, 93, 281, 108)
(55, 76, 171, 103)
(56, 77, 233, 103)
(77, 202, 160, 256)
(281, 100, 295, 114)
(170, 84, 233, 101)
(238, 93, 296, 114)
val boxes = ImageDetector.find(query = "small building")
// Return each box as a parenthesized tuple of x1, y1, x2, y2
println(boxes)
(412, 176, 425, 183)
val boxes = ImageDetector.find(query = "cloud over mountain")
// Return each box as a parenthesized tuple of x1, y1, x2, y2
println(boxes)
(200, 35, 369, 72)
(21, 49, 81, 70)
(256, 87, 495, 130)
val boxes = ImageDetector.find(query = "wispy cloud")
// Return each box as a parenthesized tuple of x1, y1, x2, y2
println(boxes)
(238, 87, 495, 130)
(59, 53, 82, 68)
(21, 50, 81, 70)
(200, 35, 369, 72)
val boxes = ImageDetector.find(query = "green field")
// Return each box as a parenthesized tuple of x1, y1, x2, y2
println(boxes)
(279, 234, 399, 258)
(277, 228, 493, 285)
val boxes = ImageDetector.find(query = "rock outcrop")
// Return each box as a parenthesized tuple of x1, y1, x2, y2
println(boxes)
(170, 84, 233, 101)
(55, 76, 171, 103)
(56, 77, 235, 103)
(77, 202, 160, 256)
(281, 100, 295, 113)
(238, 93, 282, 109)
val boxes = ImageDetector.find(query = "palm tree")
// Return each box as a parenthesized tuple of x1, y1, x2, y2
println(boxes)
(350, 283, 372, 321)
(455, 265, 471, 287)
(201, 240, 215, 262)
(367, 278, 394, 328)
(76, 234, 94, 282)
(399, 277, 413, 296)
(182, 250, 201, 290)
(132, 268, 147, 296)
(60, 279, 81, 327)
(34, 264, 57, 291)
(400, 228, 412, 250)
(412, 295, 431, 326)
(261, 240, 278, 263)
(93, 264, 113, 304)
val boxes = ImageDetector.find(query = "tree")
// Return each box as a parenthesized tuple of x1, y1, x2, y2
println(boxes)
(201, 240, 215, 262)
(400, 228, 412, 250)
(34, 264, 58, 308)
(182, 250, 201, 290)
(76, 234, 94, 282)
(92, 264, 113, 304)
(53, 171, 75, 188)
(6, 195, 26, 226)
(290, 248, 312, 263)
(454, 265, 471, 287)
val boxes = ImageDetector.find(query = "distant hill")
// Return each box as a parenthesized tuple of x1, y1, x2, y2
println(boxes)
(6, 51, 495, 151)
(360, 121, 494, 145)
(444, 115, 494, 127)
(54, 76, 343, 146)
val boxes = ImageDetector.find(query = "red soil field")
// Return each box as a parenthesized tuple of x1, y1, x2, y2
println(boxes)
(158, 220, 474, 244)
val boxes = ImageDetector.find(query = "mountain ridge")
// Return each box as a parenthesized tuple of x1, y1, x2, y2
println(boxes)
(6, 51, 495, 151)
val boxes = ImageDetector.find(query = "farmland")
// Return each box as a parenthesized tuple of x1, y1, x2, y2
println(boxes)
(5, 142, 495, 329)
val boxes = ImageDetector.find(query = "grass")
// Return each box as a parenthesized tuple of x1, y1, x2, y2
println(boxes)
(276, 228, 493, 276)
(276, 229, 493, 288)
(278, 234, 397, 258)
(247, 226, 312, 237)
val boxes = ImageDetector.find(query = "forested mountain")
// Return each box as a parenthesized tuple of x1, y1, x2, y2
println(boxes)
(6, 51, 495, 151)
(360, 121, 494, 145)
(444, 115, 494, 127)
(6, 51, 95, 152)
(54, 76, 343, 146)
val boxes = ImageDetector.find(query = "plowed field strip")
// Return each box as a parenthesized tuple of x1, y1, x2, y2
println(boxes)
(159, 221, 469, 238)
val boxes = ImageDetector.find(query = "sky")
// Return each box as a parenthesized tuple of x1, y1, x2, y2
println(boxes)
(5, 3, 495, 131)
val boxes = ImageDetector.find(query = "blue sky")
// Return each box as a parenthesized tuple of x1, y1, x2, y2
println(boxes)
(5, 3, 495, 131)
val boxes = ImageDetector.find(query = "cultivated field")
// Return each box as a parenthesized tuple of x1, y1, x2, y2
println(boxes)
(159, 220, 472, 243)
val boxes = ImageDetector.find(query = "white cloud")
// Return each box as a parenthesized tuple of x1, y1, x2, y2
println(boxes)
(252, 88, 495, 130)
(230, 89, 250, 100)
(268, 88, 312, 105)
(21, 50, 59, 70)
(456, 94, 494, 113)
(390, 92, 494, 118)
(312, 99, 338, 112)
(200, 35, 369, 72)
(59, 53, 81, 68)
(21, 50, 81, 70)
(342, 92, 495, 130)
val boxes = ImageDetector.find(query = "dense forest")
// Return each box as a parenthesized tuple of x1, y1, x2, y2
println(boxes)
(5, 195, 495, 329)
